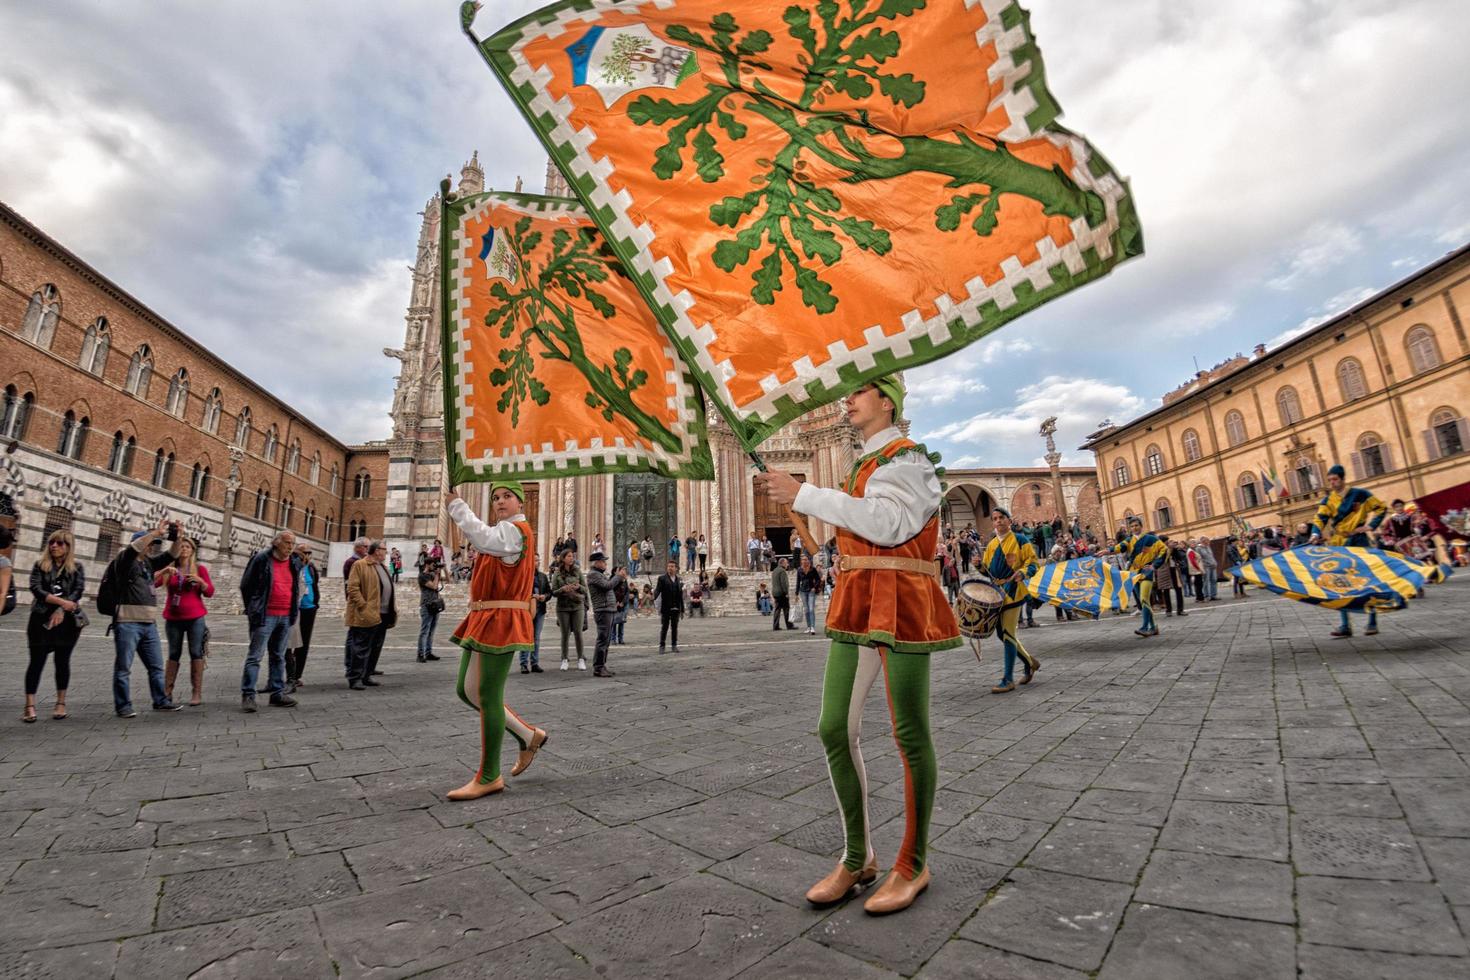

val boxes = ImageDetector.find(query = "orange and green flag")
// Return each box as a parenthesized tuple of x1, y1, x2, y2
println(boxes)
(460, 0, 1142, 449)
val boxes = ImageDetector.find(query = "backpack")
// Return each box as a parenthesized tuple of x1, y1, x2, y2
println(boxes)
(95, 558, 124, 618)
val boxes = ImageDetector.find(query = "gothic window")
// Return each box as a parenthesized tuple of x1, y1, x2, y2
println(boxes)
(309, 452, 321, 485)
(1224, 410, 1247, 447)
(1276, 386, 1303, 426)
(95, 518, 123, 561)
(1337, 357, 1368, 402)
(1112, 459, 1131, 488)
(125, 345, 154, 398)
(287, 440, 301, 475)
(1143, 444, 1165, 477)
(1181, 428, 1202, 462)
(329, 464, 340, 495)
(166, 368, 190, 417)
(1155, 497, 1173, 530)
(263, 426, 279, 463)
(1, 385, 33, 441)
(42, 506, 73, 541)
(79, 317, 110, 375)
(234, 406, 252, 448)
(1353, 432, 1391, 479)
(324, 512, 335, 540)
(1237, 472, 1260, 510)
(20, 285, 60, 348)
(354, 471, 371, 499)
(254, 487, 271, 521)
(280, 495, 293, 529)
(188, 463, 204, 500)
(200, 466, 211, 501)
(202, 388, 222, 434)
(108, 432, 126, 474)
(151, 449, 174, 489)
(56, 411, 89, 459)
(1426, 408, 1468, 461)
(303, 506, 315, 536)
(1193, 486, 1214, 520)
(1405, 325, 1442, 375)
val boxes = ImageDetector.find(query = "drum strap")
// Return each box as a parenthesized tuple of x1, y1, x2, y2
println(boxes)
(468, 600, 535, 612)
(840, 555, 941, 580)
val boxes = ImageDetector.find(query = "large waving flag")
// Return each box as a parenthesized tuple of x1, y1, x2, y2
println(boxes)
(462, 0, 1142, 449)
(1027, 556, 1135, 619)
(441, 189, 713, 481)
(1229, 546, 1428, 612)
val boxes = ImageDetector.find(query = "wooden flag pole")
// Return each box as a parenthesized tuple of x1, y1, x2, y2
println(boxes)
(748, 450, 820, 559)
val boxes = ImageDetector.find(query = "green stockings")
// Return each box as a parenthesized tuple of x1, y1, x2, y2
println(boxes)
(818, 641, 936, 878)
(455, 649, 534, 784)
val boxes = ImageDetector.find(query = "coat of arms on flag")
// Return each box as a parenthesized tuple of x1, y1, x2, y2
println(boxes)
(461, 0, 1143, 451)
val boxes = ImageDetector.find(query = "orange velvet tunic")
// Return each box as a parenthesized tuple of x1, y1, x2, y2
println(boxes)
(451, 520, 535, 655)
(825, 439, 962, 653)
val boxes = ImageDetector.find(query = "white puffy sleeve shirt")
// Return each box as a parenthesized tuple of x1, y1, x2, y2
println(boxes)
(792, 426, 941, 548)
(448, 498, 526, 565)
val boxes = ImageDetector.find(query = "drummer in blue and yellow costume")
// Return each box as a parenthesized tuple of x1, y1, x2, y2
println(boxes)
(984, 508, 1040, 693)
(1118, 515, 1168, 637)
(1311, 464, 1388, 638)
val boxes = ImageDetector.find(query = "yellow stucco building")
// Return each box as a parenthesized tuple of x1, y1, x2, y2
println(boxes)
(1084, 244, 1470, 539)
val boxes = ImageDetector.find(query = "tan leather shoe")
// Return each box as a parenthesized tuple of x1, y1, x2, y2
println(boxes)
(447, 775, 505, 801)
(1019, 658, 1040, 685)
(991, 682, 1015, 694)
(864, 865, 931, 915)
(806, 859, 879, 906)
(511, 729, 549, 777)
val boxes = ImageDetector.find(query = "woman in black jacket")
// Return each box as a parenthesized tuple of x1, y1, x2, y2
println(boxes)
(24, 530, 86, 722)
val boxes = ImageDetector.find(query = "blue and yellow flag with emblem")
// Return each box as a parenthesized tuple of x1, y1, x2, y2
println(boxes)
(1229, 546, 1427, 612)
(1027, 557, 1136, 620)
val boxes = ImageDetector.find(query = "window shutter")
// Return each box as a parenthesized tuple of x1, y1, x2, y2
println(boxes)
(1379, 443, 1394, 473)
(1350, 452, 1363, 480)
(1456, 419, 1470, 456)
(1286, 470, 1299, 496)
(1234, 487, 1242, 511)
(1423, 428, 1440, 462)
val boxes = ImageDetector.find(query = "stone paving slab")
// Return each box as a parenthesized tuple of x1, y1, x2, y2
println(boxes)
(3, 582, 1470, 976)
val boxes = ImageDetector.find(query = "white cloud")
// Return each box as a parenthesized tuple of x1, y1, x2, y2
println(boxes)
(1266, 222, 1364, 291)
(947, 454, 984, 468)
(1265, 284, 1378, 350)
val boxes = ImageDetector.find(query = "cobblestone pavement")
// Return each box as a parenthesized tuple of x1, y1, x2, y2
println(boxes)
(2, 579, 1469, 978)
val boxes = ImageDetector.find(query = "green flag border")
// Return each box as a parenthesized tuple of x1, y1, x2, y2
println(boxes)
(466, 0, 1144, 450)
(439, 186, 715, 484)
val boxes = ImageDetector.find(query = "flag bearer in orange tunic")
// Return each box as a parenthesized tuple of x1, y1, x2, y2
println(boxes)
(757, 376, 961, 915)
(443, 481, 549, 801)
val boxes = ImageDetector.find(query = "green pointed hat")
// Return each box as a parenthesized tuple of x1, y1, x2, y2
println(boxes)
(872, 374, 905, 420)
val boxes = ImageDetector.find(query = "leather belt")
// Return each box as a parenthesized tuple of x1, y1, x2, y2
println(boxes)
(468, 599, 535, 613)
(838, 554, 941, 580)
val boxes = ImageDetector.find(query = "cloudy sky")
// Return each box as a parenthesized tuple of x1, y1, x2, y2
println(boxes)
(2, 1, 1466, 459)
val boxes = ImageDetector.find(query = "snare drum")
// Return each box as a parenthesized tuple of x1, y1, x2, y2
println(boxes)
(955, 578, 1005, 639)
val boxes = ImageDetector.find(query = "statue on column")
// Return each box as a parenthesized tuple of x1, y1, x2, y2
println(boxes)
(1039, 416, 1069, 524)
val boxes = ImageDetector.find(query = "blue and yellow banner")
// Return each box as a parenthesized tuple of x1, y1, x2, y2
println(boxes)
(1027, 557, 1135, 620)
(1229, 546, 1427, 611)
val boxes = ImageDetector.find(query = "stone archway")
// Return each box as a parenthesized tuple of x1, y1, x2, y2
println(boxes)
(944, 482, 997, 533)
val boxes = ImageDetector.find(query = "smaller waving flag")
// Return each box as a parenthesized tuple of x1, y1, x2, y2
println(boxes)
(1229, 546, 1427, 612)
(1260, 467, 1276, 499)
(1027, 557, 1135, 620)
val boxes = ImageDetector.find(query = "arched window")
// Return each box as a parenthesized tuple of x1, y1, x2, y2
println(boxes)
(1237, 472, 1260, 510)
(234, 406, 252, 448)
(20, 285, 60, 348)
(1112, 459, 1131, 489)
(303, 506, 316, 536)
(125, 345, 154, 398)
(1426, 408, 1467, 461)
(0, 385, 34, 441)
(108, 432, 131, 475)
(1289, 456, 1321, 496)
(200, 466, 211, 501)
(1155, 497, 1174, 529)
(1337, 357, 1368, 402)
(1352, 432, 1391, 479)
(56, 411, 89, 460)
(254, 487, 271, 521)
(1276, 386, 1303, 426)
(166, 368, 190, 417)
(42, 506, 73, 541)
(1193, 486, 1213, 519)
(354, 471, 372, 499)
(95, 518, 123, 562)
(329, 464, 340, 495)
(79, 317, 110, 375)
(287, 440, 301, 475)
(1181, 429, 1202, 463)
(324, 512, 335, 540)
(151, 449, 169, 488)
(1143, 444, 1165, 477)
(1224, 410, 1247, 447)
(309, 452, 321, 485)
(202, 388, 222, 434)
(280, 495, 294, 529)
(1405, 325, 1442, 375)
(263, 425, 279, 463)
(188, 463, 205, 499)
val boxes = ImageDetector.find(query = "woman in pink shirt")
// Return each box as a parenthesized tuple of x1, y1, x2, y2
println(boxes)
(157, 538, 215, 706)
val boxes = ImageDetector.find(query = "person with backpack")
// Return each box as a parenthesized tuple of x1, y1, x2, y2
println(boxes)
(101, 519, 185, 717)
(23, 529, 86, 723)
(238, 531, 303, 711)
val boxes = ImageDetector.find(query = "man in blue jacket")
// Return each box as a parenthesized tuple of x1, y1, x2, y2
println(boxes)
(239, 531, 303, 712)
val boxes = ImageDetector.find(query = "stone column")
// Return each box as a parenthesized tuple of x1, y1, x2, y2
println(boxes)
(218, 446, 244, 567)
(1040, 416, 1069, 524)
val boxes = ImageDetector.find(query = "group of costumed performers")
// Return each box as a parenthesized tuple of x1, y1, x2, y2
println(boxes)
(758, 375, 961, 915)
(1117, 515, 1169, 638)
(442, 481, 549, 801)
(982, 509, 1041, 693)
(1309, 464, 1389, 638)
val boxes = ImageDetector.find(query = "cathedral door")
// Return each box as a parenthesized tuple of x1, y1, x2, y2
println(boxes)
(613, 473, 677, 565)
(752, 473, 806, 557)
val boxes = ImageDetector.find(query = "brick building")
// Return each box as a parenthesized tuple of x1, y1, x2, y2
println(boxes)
(0, 200, 388, 576)
(941, 467, 1104, 541)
